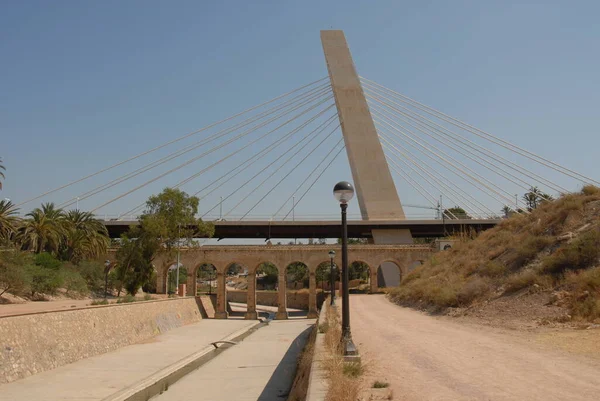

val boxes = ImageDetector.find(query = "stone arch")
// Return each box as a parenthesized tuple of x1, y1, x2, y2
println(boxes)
(348, 260, 371, 293)
(376, 260, 403, 288)
(196, 263, 217, 295)
(285, 261, 309, 290)
(255, 261, 287, 320)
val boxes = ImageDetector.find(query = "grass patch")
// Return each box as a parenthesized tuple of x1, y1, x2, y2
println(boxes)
(343, 362, 363, 378)
(322, 305, 362, 400)
(318, 322, 329, 333)
(90, 299, 109, 305)
(116, 294, 136, 303)
(373, 380, 390, 388)
(143, 294, 154, 301)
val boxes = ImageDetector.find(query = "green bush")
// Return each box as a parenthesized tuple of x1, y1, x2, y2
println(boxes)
(116, 294, 136, 303)
(373, 381, 390, 388)
(90, 299, 109, 305)
(26, 264, 62, 297)
(0, 251, 32, 297)
(77, 260, 106, 293)
(33, 252, 62, 270)
(61, 266, 89, 296)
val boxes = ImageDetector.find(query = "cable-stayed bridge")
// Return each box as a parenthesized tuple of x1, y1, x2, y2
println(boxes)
(16, 30, 599, 243)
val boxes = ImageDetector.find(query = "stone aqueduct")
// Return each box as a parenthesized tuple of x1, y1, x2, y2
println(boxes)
(108, 244, 433, 320)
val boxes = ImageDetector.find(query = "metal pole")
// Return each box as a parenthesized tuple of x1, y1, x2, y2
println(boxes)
(175, 224, 180, 295)
(340, 203, 357, 356)
(76, 197, 79, 210)
(330, 259, 335, 306)
(220, 196, 223, 220)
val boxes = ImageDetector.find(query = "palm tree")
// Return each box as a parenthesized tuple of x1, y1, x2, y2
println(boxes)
(0, 199, 20, 242)
(17, 203, 66, 254)
(0, 157, 5, 190)
(62, 210, 109, 262)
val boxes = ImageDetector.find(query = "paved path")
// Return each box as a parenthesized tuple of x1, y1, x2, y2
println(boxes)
(151, 319, 315, 401)
(350, 294, 600, 401)
(0, 319, 257, 401)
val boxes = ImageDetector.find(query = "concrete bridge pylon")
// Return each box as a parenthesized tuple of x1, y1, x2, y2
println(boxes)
(321, 30, 413, 244)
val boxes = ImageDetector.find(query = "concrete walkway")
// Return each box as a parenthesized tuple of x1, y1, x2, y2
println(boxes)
(0, 319, 258, 401)
(151, 319, 315, 401)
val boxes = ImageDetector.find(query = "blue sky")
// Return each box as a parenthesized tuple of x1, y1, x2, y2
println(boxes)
(2, 0, 600, 229)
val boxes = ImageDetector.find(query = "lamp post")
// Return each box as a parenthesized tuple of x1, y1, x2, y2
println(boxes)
(333, 181, 358, 357)
(328, 250, 336, 305)
(104, 260, 111, 299)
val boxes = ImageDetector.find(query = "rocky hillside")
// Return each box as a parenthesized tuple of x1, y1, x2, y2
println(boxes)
(389, 186, 600, 325)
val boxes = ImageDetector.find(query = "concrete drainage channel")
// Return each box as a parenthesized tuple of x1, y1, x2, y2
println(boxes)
(103, 317, 273, 401)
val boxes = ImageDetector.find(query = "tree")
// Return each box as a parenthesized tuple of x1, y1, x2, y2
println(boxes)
(522, 186, 554, 211)
(0, 157, 5, 190)
(443, 206, 471, 219)
(115, 226, 159, 296)
(140, 188, 214, 255)
(17, 203, 66, 254)
(0, 251, 31, 296)
(257, 262, 278, 289)
(60, 210, 109, 263)
(286, 262, 308, 285)
(0, 199, 20, 243)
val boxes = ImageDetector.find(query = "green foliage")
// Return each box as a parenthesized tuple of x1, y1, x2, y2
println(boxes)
(342, 362, 363, 378)
(372, 381, 389, 389)
(227, 263, 243, 275)
(34, 252, 62, 270)
(444, 206, 470, 219)
(61, 265, 89, 296)
(286, 262, 308, 284)
(0, 251, 32, 296)
(90, 299, 109, 305)
(0, 199, 20, 242)
(168, 266, 188, 294)
(257, 262, 278, 289)
(141, 188, 214, 253)
(0, 156, 5, 190)
(116, 294, 136, 303)
(77, 260, 106, 293)
(318, 322, 329, 333)
(349, 261, 369, 281)
(26, 263, 62, 297)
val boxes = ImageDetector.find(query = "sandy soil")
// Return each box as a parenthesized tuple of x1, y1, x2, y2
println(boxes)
(350, 294, 600, 401)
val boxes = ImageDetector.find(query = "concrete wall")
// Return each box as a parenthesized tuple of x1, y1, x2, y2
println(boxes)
(227, 290, 325, 310)
(0, 298, 202, 384)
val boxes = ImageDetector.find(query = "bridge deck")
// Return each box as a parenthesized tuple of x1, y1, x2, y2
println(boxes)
(103, 219, 500, 239)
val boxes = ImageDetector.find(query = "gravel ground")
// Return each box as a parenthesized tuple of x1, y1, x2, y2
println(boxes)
(350, 294, 600, 401)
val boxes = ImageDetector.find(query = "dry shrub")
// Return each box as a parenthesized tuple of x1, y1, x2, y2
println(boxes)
(323, 306, 361, 401)
(582, 185, 600, 196)
(541, 229, 600, 275)
(505, 270, 553, 293)
(478, 260, 508, 278)
(565, 267, 600, 321)
(458, 276, 490, 305)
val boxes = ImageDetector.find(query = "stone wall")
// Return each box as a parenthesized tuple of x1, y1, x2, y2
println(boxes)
(227, 290, 325, 310)
(0, 298, 202, 384)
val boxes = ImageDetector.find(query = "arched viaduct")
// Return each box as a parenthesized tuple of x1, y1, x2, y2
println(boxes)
(108, 244, 432, 320)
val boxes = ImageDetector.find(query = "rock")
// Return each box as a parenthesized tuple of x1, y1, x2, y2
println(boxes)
(557, 232, 574, 241)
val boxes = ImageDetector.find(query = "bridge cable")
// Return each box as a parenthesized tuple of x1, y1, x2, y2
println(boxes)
(199, 114, 339, 219)
(379, 133, 491, 217)
(272, 137, 345, 219)
(379, 134, 492, 217)
(282, 138, 347, 221)
(60, 85, 333, 209)
(372, 108, 522, 211)
(238, 124, 342, 220)
(196, 113, 339, 202)
(362, 84, 567, 194)
(360, 77, 600, 187)
(17, 77, 330, 207)
(92, 95, 335, 213)
(364, 89, 560, 195)
(118, 101, 336, 218)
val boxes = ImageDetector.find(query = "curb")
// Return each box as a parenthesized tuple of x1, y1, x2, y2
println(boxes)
(102, 320, 263, 401)
(306, 299, 329, 401)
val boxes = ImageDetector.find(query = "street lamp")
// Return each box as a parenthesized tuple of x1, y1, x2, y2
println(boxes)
(333, 181, 358, 357)
(104, 260, 111, 299)
(328, 250, 336, 305)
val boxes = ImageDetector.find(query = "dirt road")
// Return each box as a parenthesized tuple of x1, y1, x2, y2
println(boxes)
(350, 294, 600, 401)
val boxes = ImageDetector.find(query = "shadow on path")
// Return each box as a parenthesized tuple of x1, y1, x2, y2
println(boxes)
(257, 325, 313, 401)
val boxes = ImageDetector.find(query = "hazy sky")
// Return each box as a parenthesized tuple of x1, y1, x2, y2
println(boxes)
(2, 0, 599, 234)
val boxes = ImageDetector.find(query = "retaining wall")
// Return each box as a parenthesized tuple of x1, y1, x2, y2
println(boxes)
(227, 290, 325, 310)
(0, 297, 202, 384)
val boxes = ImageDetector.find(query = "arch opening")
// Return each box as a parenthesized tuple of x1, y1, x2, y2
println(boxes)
(196, 263, 216, 295)
(376, 261, 402, 288)
(167, 262, 187, 295)
(349, 261, 371, 293)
